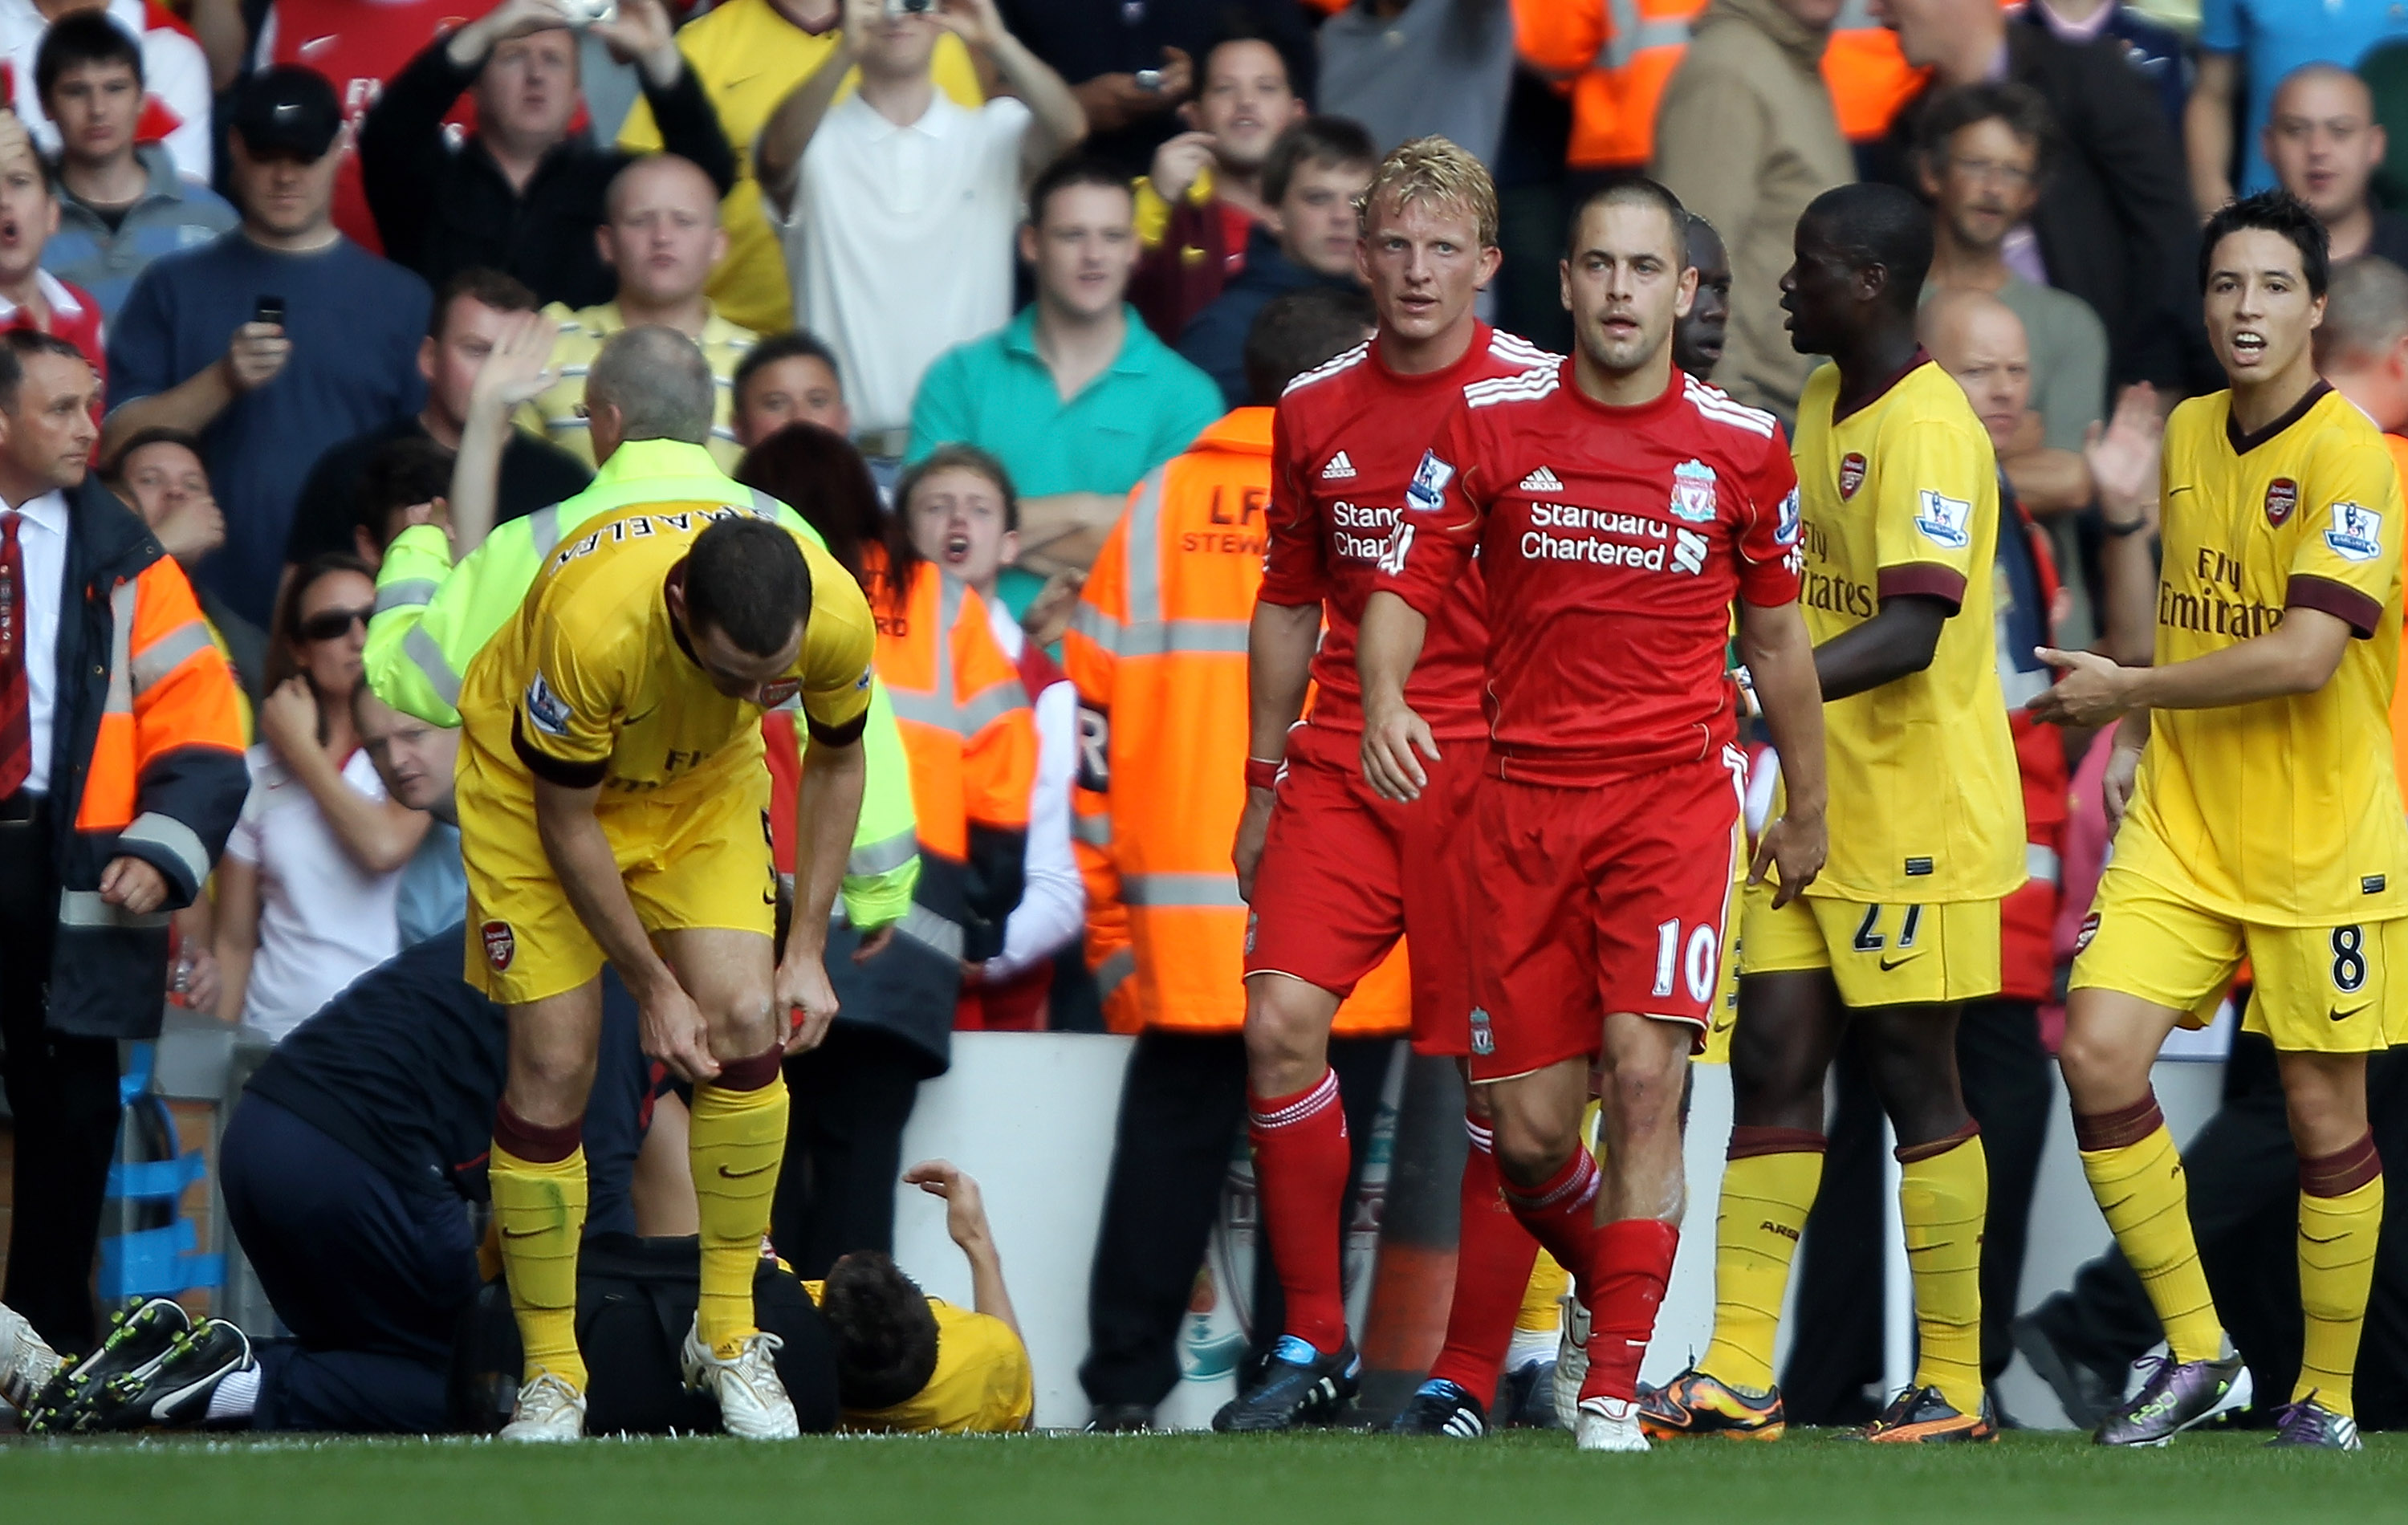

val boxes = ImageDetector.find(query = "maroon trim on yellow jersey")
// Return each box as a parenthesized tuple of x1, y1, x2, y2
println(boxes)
(2287, 572, 2385, 638)
(2226, 379, 2333, 455)
(1877, 562, 1968, 610)
(511, 710, 608, 791)
(1830, 347, 1933, 425)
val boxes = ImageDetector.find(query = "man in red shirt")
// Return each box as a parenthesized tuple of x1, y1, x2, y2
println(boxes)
(1358, 177, 1828, 1453)
(1218, 136, 1554, 1435)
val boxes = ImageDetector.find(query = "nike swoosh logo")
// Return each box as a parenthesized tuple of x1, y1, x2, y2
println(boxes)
(2167, 485, 2194, 496)
(2301, 1230, 2353, 1244)
(500, 1226, 548, 1239)
(716, 1161, 777, 1179)
(1878, 954, 1916, 971)
(2330, 1006, 2370, 1023)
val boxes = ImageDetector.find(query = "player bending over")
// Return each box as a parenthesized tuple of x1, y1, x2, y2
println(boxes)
(1642, 183, 2026, 1445)
(457, 429, 877, 1442)
(2029, 190, 2406, 1452)
(1358, 177, 1827, 1453)
(1218, 136, 1558, 1435)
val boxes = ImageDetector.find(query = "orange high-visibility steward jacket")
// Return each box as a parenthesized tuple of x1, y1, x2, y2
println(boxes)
(1062, 409, 1409, 1038)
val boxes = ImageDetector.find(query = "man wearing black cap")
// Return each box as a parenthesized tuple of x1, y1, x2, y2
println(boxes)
(99, 66, 432, 630)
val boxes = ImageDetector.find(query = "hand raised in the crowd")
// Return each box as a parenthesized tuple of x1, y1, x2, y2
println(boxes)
(1749, 808, 1826, 910)
(2028, 646, 2138, 728)
(99, 856, 170, 915)
(469, 308, 561, 415)
(257, 677, 322, 771)
(1019, 567, 1084, 649)
(931, 0, 1009, 52)
(903, 1158, 995, 1251)
(221, 320, 290, 394)
(1149, 129, 1217, 205)
(148, 490, 226, 566)
(1074, 47, 1191, 134)
(2085, 383, 2163, 531)
(592, 0, 682, 87)
(449, 0, 574, 64)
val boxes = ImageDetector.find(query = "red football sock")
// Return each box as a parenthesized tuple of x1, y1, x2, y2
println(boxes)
(1426, 1114, 1542, 1398)
(1580, 1218, 1680, 1405)
(1250, 1069, 1352, 1353)
(1501, 1148, 1603, 1306)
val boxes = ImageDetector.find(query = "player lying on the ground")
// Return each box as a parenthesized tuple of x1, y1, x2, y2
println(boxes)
(1642, 183, 2026, 1447)
(1218, 136, 1563, 1438)
(2027, 190, 2407, 1453)
(1357, 176, 1827, 1453)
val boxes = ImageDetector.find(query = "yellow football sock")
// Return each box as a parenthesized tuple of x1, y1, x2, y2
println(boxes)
(1518, 1250, 1570, 1334)
(490, 1141, 588, 1391)
(2078, 1117, 2223, 1363)
(689, 1071, 790, 1356)
(1698, 1139, 1823, 1394)
(1899, 1130, 1987, 1415)
(2296, 1157, 2384, 1417)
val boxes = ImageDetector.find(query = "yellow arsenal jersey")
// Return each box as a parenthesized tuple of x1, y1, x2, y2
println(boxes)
(1789, 359, 2024, 904)
(458, 501, 876, 802)
(2116, 384, 2408, 925)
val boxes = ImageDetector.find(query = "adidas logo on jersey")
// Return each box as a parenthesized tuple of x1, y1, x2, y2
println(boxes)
(1519, 467, 1564, 493)
(1321, 452, 1357, 480)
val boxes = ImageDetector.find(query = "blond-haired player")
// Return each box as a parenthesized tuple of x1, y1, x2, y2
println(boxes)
(1222, 136, 1557, 1435)
(2032, 190, 2407, 1452)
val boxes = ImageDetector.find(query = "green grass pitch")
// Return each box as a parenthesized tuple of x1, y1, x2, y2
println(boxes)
(6, 1428, 2405, 1523)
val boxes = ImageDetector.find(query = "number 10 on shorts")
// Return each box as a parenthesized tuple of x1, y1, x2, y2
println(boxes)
(1654, 919, 1721, 1003)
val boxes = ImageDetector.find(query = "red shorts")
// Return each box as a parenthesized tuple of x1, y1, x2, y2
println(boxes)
(1467, 750, 1747, 1081)
(1244, 722, 1483, 1055)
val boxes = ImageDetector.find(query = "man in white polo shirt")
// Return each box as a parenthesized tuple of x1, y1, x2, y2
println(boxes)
(755, 0, 1084, 457)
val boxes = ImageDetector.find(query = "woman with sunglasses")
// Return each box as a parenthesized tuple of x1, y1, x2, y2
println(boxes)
(214, 554, 432, 1040)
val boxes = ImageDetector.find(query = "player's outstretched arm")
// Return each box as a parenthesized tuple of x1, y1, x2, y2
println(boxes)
(1235, 599, 1320, 899)
(1357, 591, 1436, 803)
(1738, 597, 1827, 909)
(2030, 606, 2353, 728)
(533, 775, 718, 1081)
(904, 1159, 1021, 1342)
(783, 735, 868, 1052)
(1808, 592, 1950, 702)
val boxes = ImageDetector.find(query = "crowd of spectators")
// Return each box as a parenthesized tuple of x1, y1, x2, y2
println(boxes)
(3, 0, 2408, 1438)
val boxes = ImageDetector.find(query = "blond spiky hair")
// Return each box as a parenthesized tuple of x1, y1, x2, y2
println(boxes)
(1356, 136, 1499, 250)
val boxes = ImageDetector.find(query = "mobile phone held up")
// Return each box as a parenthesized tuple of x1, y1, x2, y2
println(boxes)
(884, 0, 934, 14)
(559, 0, 617, 25)
(254, 295, 285, 329)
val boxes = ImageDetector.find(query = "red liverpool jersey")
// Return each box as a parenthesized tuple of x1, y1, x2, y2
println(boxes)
(1259, 320, 1555, 740)
(1381, 362, 1802, 783)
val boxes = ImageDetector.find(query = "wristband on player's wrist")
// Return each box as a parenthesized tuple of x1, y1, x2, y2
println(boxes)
(2101, 511, 2152, 538)
(1245, 758, 1281, 791)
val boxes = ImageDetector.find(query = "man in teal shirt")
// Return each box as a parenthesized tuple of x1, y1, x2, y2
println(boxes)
(907, 156, 1222, 612)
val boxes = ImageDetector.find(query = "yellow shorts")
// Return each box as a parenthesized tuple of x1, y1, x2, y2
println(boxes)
(2069, 865, 2408, 1055)
(1700, 857, 1744, 1065)
(458, 763, 778, 1006)
(1740, 883, 2003, 1009)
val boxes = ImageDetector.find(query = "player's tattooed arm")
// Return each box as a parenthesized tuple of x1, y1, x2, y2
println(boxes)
(1739, 597, 1827, 907)
(1809, 593, 1950, 702)
(1357, 591, 1436, 803)
(1235, 599, 1320, 899)
(534, 775, 719, 1082)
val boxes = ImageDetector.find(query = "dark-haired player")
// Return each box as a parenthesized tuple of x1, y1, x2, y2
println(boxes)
(1361, 177, 1827, 1453)
(1642, 182, 2024, 1446)
(454, 509, 876, 1442)
(1220, 135, 1557, 1437)
(2030, 190, 2407, 1452)
(810, 1161, 1033, 1433)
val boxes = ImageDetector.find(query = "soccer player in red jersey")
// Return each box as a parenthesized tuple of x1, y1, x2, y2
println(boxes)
(1217, 136, 1556, 1434)
(1358, 178, 1829, 1453)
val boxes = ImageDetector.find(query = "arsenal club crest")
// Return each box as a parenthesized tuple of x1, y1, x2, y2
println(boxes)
(1838, 452, 1868, 499)
(2265, 477, 2298, 527)
(482, 920, 515, 971)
